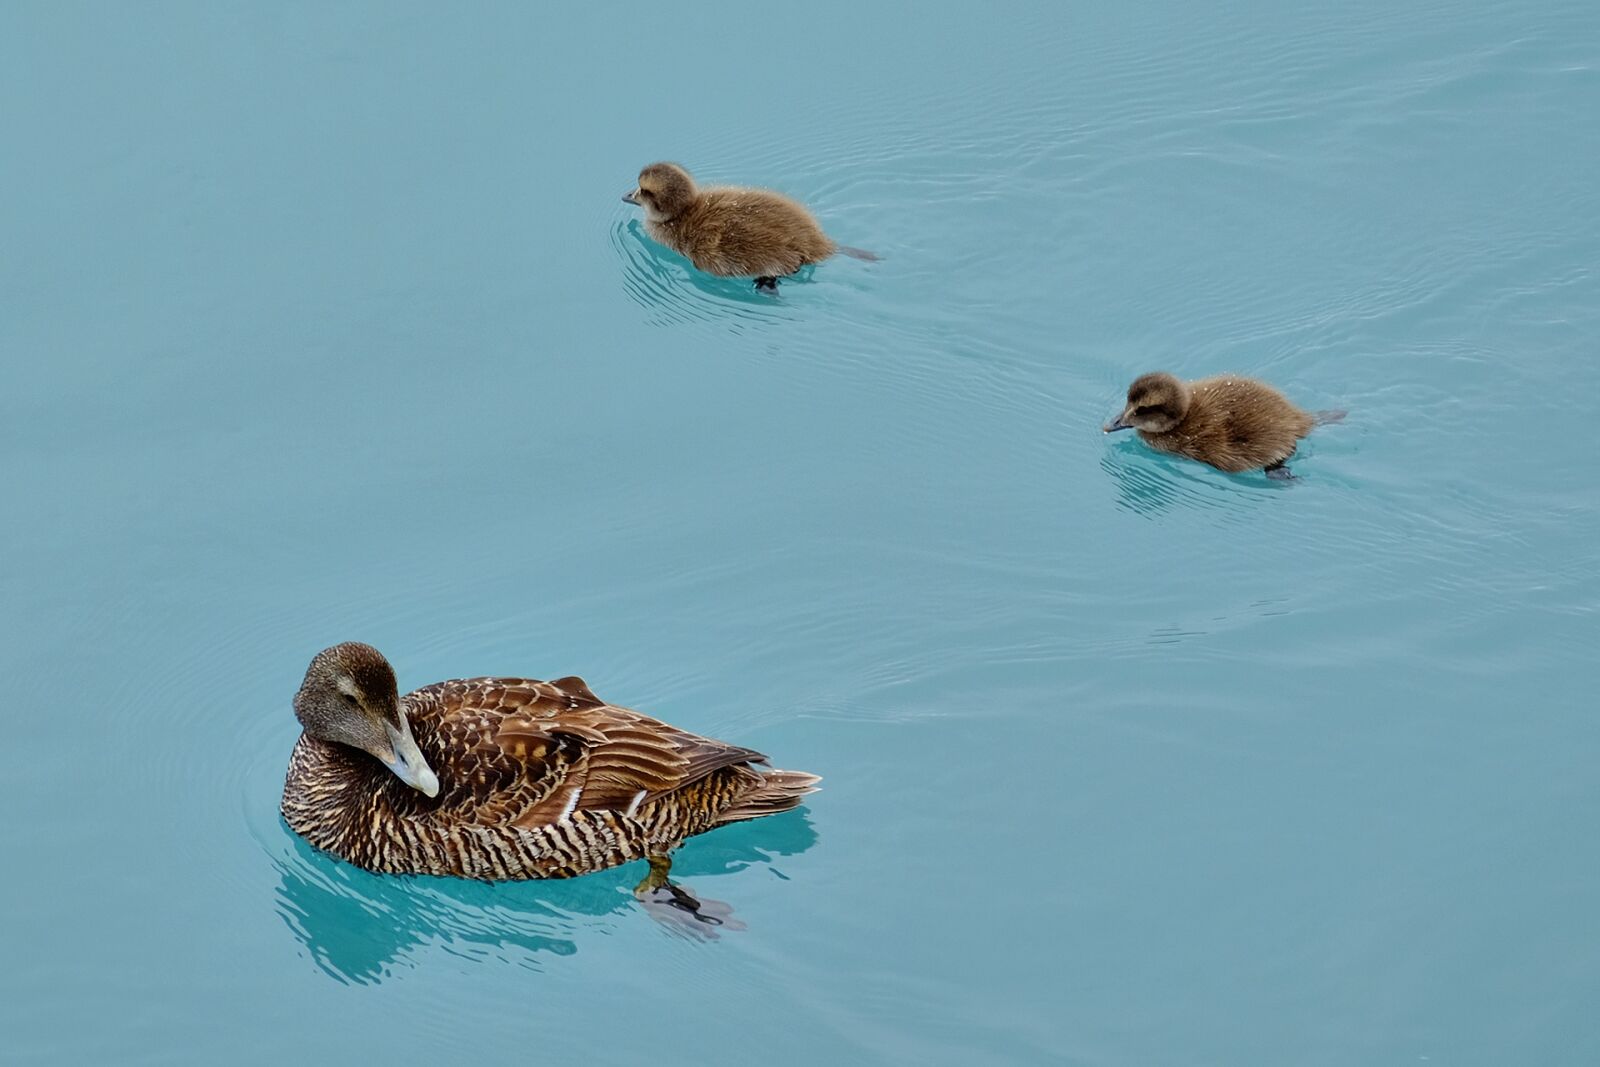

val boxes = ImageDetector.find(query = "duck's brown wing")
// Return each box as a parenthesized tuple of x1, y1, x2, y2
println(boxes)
(404, 676, 767, 830)
(400, 677, 587, 827)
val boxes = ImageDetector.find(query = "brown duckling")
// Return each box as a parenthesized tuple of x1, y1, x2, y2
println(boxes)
(1104, 371, 1345, 479)
(623, 161, 876, 290)
(282, 642, 820, 914)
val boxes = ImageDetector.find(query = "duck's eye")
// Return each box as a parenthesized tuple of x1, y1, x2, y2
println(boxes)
(341, 692, 360, 707)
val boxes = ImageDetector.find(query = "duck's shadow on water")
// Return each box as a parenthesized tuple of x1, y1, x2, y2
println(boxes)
(272, 809, 819, 984)
(611, 219, 811, 328)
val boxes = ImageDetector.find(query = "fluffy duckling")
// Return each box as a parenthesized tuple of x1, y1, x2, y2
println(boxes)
(623, 161, 875, 290)
(1104, 372, 1344, 479)
(282, 642, 820, 913)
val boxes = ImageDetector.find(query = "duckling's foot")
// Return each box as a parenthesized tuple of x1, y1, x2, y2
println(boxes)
(633, 855, 724, 926)
(1265, 461, 1295, 481)
(754, 276, 779, 291)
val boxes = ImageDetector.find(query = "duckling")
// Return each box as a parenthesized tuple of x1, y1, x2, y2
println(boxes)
(281, 643, 820, 913)
(623, 161, 876, 290)
(1104, 371, 1345, 479)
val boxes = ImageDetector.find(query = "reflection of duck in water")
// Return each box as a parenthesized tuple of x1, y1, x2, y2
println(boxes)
(622, 162, 877, 291)
(281, 643, 820, 917)
(275, 811, 820, 982)
(1105, 372, 1345, 480)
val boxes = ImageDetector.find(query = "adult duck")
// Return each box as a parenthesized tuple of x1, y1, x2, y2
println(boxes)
(281, 642, 819, 907)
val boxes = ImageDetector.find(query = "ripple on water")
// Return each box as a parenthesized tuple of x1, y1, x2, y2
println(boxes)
(1098, 444, 1296, 522)
(610, 216, 804, 331)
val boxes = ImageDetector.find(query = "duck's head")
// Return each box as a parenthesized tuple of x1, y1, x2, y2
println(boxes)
(1105, 372, 1190, 434)
(622, 162, 696, 223)
(293, 642, 440, 797)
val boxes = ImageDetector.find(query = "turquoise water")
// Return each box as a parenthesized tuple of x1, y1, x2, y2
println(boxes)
(4, 2, 1598, 1063)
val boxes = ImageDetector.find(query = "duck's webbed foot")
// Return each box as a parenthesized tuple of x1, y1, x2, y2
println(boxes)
(633, 854, 723, 926)
(754, 276, 779, 291)
(633, 854, 673, 896)
(1264, 460, 1295, 481)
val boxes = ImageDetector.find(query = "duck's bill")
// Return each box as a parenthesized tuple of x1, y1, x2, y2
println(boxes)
(382, 718, 441, 797)
(1103, 415, 1133, 433)
(621, 189, 640, 205)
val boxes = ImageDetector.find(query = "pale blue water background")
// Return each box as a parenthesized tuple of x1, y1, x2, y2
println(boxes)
(3, 2, 1598, 1063)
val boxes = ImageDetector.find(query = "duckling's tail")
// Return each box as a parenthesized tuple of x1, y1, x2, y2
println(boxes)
(716, 769, 822, 825)
(837, 245, 880, 262)
(1313, 409, 1348, 426)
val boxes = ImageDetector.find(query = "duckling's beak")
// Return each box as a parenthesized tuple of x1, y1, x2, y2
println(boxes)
(622, 188, 641, 205)
(1104, 413, 1133, 433)
(381, 716, 440, 797)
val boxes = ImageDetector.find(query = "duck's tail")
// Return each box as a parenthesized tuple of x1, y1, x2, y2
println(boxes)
(836, 245, 880, 262)
(1313, 409, 1348, 426)
(716, 768, 822, 825)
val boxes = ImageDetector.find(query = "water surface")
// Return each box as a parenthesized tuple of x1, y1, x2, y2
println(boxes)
(3, 2, 1598, 1064)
